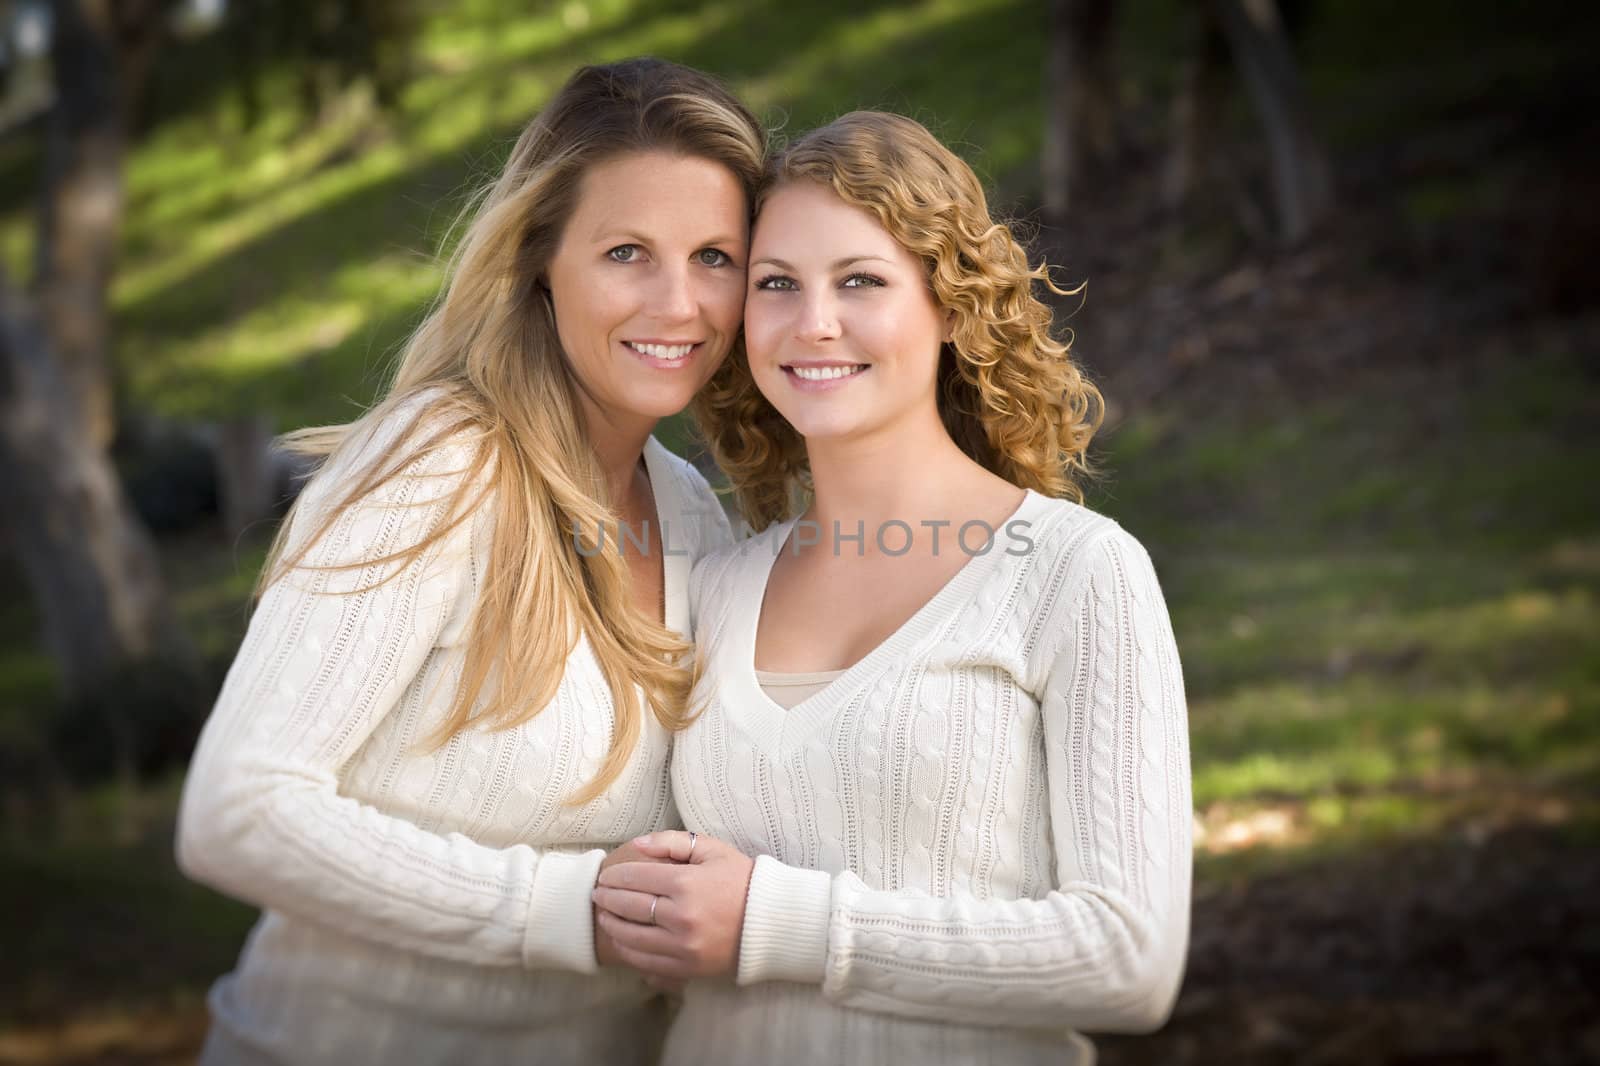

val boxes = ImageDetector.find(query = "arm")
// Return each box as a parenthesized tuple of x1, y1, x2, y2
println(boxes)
(176, 423, 606, 974)
(599, 527, 1192, 1031)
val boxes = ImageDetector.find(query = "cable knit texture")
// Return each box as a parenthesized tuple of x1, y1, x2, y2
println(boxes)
(666, 491, 1191, 1066)
(176, 393, 733, 1066)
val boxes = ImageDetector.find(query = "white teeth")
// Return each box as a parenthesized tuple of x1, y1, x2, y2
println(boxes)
(791, 364, 865, 381)
(630, 342, 693, 360)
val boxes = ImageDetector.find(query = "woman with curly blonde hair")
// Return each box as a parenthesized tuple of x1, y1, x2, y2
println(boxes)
(593, 111, 1193, 1065)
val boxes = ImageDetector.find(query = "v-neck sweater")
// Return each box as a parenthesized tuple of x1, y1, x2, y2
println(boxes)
(667, 493, 1192, 1065)
(176, 392, 734, 1066)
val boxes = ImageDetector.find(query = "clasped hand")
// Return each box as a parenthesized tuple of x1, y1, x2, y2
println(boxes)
(593, 831, 754, 983)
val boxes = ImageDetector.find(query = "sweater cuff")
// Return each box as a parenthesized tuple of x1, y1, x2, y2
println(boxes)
(737, 854, 832, 986)
(523, 847, 606, 974)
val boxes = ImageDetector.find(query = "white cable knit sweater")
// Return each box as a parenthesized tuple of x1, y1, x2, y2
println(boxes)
(666, 491, 1192, 1065)
(176, 396, 732, 1066)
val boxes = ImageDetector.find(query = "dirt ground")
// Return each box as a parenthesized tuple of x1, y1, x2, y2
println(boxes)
(1098, 824, 1600, 1066)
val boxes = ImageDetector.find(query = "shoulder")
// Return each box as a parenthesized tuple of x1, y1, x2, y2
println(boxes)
(1003, 495, 1168, 663)
(311, 389, 482, 491)
(645, 437, 736, 559)
(689, 518, 785, 621)
(1015, 494, 1144, 576)
(645, 438, 716, 498)
(288, 389, 491, 557)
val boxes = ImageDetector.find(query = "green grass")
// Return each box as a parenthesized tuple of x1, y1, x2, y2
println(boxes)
(1088, 349, 1600, 863)
(0, 776, 258, 1025)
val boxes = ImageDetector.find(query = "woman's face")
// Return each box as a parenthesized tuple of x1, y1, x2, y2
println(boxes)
(546, 150, 748, 432)
(744, 180, 949, 444)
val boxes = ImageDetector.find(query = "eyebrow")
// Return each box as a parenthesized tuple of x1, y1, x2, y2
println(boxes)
(752, 255, 895, 271)
(591, 229, 744, 248)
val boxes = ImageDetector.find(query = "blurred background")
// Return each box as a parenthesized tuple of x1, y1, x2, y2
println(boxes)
(0, 0, 1595, 1062)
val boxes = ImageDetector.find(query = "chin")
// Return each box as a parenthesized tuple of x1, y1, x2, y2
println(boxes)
(779, 410, 867, 442)
(622, 384, 704, 421)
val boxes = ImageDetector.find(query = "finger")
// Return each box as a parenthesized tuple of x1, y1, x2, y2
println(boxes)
(601, 841, 679, 870)
(599, 843, 641, 870)
(596, 910, 688, 958)
(597, 860, 682, 894)
(631, 830, 700, 862)
(592, 886, 671, 927)
(606, 933, 693, 980)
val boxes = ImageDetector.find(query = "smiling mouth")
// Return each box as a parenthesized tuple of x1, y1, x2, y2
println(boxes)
(625, 341, 699, 362)
(784, 363, 869, 381)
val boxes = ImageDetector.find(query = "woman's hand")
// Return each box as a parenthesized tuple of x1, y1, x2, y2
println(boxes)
(594, 837, 676, 971)
(592, 831, 754, 981)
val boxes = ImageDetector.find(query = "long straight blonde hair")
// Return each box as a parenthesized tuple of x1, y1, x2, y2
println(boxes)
(261, 59, 765, 803)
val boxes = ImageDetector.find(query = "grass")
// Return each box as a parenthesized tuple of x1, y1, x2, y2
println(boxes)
(0, 776, 257, 1029)
(1087, 348, 1600, 881)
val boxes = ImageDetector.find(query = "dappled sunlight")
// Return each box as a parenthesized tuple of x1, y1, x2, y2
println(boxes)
(127, 95, 384, 240)
(124, 253, 442, 421)
(1192, 738, 1404, 805)
(114, 132, 414, 314)
(565, 3, 745, 78)
(1195, 773, 1588, 857)
(1190, 672, 1600, 807)
(105, 0, 1048, 428)
(737, 0, 987, 110)
(1163, 540, 1600, 732)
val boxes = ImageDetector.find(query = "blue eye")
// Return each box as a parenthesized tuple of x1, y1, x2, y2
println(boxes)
(842, 273, 885, 288)
(697, 248, 733, 267)
(607, 245, 640, 263)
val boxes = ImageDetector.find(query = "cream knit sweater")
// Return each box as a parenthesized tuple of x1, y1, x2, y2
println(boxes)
(176, 396, 731, 1065)
(666, 492, 1192, 1065)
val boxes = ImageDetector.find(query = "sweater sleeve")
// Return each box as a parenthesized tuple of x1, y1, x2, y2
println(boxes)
(176, 414, 605, 974)
(736, 526, 1193, 1032)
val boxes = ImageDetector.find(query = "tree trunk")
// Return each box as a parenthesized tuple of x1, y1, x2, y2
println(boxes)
(0, 272, 193, 707)
(1042, 0, 1119, 222)
(0, 0, 195, 804)
(1163, 10, 1230, 213)
(1211, 0, 1332, 243)
(34, 0, 126, 449)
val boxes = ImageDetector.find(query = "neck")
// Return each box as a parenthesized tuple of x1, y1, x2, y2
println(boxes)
(802, 406, 977, 533)
(577, 396, 656, 504)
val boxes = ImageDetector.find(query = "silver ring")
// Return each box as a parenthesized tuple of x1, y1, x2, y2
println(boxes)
(648, 894, 659, 926)
(686, 831, 698, 861)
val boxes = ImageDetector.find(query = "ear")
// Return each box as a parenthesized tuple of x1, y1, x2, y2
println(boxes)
(941, 307, 956, 344)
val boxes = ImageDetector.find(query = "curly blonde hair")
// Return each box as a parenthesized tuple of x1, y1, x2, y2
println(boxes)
(693, 111, 1103, 531)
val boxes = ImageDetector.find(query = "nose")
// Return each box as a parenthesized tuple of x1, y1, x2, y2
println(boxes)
(653, 263, 697, 323)
(795, 291, 840, 344)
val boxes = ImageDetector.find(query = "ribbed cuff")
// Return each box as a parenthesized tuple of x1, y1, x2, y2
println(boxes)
(523, 848, 606, 974)
(737, 854, 832, 986)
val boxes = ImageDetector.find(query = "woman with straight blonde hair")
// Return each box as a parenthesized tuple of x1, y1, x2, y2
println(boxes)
(594, 111, 1193, 1065)
(176, 57, 764, 1065)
